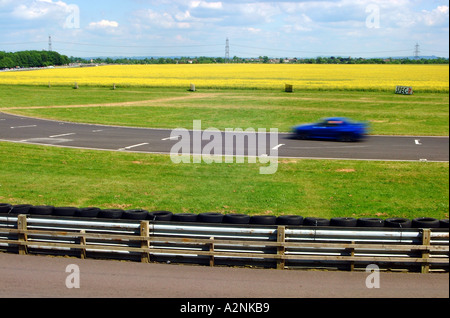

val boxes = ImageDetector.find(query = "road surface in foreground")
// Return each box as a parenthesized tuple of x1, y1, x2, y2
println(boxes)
(0, 253, 447, 298)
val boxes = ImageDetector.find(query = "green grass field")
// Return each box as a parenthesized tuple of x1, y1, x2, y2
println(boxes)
(0, 85, 448, 219)
(0, 85, 448, 136)
(0, 142, 448, 219)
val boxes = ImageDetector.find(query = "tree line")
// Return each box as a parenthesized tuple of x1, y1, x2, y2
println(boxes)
(0, 50, 70, 69)
(1, 50, 447, 69)
(70, 55, 449, 65)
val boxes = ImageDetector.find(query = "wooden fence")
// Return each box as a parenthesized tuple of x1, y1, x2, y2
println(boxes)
(0, 214, 448, 273)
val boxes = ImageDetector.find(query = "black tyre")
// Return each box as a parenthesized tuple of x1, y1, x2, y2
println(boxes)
(76, 207, 101, 218)
(412, 217, 441, 229)
(10, 204, 33, 215)
(172, 213, 198, 222)
(148, 211, 173, 221)
(223, 214, 251, 224)
(29, 205, 54, 215)
(250, 215, 277, 225)
(357, 218, 385, 228)
(303, 217, 330, 227)
(338, 133, 355, 142)
(53, 207, 79, 217)
(122, 209, 149, 220)
(330, 217, 358, 227)
(297, 132, 309, 140)
(440, 219, 449, 229)
(0, 203, 12, 213)
(198, 212, 224, 223)
(384, 218, 412, 228)
(98, 209, 124, 219)
(277, 215, 304, 226)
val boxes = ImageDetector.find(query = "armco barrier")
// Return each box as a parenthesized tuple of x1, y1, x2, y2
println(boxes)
(0, 213, 448, 273)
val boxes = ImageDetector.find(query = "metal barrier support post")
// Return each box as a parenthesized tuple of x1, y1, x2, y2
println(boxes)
(140, 221, 150, 263)
(209, 237, 215, 267)
(80, 230, 87, 259)
(17, 215, 28, 255)
(421, 229, 431, 274)
(277, 226, 286, 270)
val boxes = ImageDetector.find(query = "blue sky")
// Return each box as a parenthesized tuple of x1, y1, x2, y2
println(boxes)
(0, 0, 449, 58)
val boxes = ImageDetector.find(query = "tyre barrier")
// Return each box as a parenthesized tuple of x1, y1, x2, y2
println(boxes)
(0, 203, 448, 230)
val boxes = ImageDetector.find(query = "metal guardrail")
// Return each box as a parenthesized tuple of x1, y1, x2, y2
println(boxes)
(0, 214, 448, 273)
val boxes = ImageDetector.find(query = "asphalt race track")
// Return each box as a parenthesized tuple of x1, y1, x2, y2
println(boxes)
(0, 253, 448, 298)
(1, 112, 449, 162)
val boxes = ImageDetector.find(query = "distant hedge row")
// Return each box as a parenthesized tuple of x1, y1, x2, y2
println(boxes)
(0, 50, 70, 69)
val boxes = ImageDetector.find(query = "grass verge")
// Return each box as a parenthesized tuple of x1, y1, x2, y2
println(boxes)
(0, 141, 448, 219)
(0, 85, 448, 136)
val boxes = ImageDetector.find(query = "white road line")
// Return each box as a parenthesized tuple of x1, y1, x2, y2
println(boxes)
(415, 139, 422, 145)
(92, 130, 103, 133)
(49, 133, 76, 138)
(10, 125, 37, 129)
(118, 143, 149, 151)
(162, 136, 181, 141)
(272, 144, 285, 150)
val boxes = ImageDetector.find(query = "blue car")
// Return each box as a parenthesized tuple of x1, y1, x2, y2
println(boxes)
(292, 117, 369, 142)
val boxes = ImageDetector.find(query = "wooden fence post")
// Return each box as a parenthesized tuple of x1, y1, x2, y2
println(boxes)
(17, 215, 28, 255)
(80, 230, 87, 259)
(421, 229, 431, 274)
(277, 226, 286, 270)
(209, 237, 215, 267)
(140, 221, 150, 263)
(348, 241, 356, 272)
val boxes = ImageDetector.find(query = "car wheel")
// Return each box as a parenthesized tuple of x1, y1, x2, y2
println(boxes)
(339, 133, 354, 142)
(297, 132, 309, 140)
(440, 219, 449, 229)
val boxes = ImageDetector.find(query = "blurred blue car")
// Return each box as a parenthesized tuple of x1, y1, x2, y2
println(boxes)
(292, 117, 369, 142)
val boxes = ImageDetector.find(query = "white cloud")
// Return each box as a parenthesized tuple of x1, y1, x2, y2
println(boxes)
(190, 1, 223, 10)
(134, 9, 192, 29)
(88, 19, 119, 29)
(11, 0, 74, 20)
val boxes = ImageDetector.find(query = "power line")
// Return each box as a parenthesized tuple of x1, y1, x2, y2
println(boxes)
(232, 44, 413, 55)
(55, 40, 223, 49)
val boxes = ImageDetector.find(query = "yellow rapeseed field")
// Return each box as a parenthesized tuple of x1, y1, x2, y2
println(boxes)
(0, 64, 448, 92)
